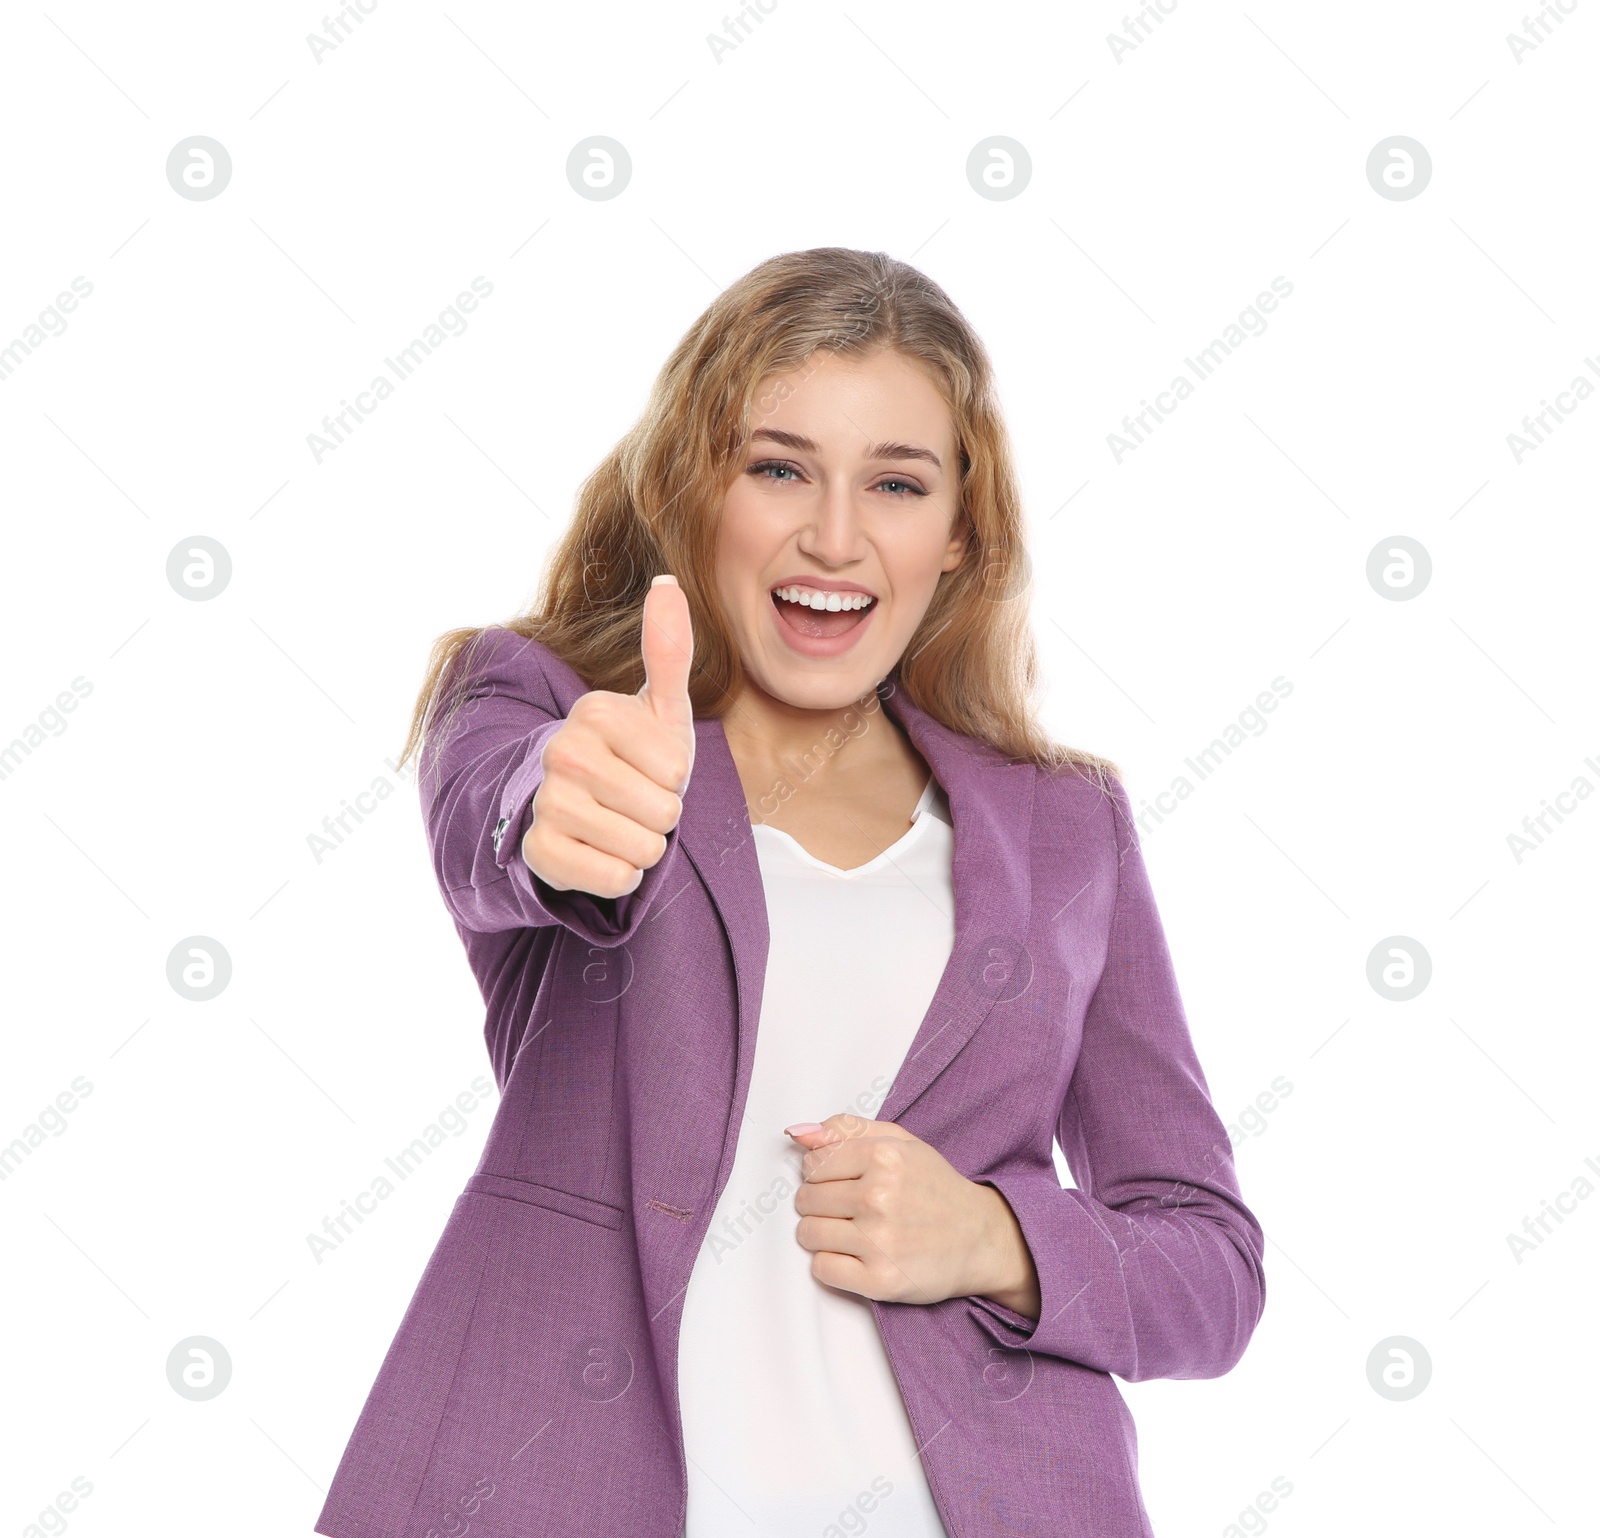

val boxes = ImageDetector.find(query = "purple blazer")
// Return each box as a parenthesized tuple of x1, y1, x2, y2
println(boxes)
(315, 627, 1265, 1538)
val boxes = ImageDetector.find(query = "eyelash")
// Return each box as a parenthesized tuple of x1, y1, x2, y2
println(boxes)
(747, 459, 927, 498)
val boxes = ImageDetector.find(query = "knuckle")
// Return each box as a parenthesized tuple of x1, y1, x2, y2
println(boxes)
(626, 828, 665, 873)
(594, 857, 641, 901)
(577, 690, 627, 726)
(540, 728, 581, 775)
(532, 777, 569, 825)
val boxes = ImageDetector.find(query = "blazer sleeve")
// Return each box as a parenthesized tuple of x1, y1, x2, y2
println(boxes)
(420, 627, 687, 947)
(969, 775, 1267, 1381)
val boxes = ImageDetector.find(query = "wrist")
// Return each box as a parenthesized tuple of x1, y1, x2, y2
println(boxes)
(976, 1183, 1041, 1321)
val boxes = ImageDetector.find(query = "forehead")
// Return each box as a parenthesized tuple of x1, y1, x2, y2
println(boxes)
(749, 349, 954, 453)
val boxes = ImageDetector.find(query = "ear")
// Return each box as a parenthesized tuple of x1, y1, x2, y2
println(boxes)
(942, 508, 972, 572)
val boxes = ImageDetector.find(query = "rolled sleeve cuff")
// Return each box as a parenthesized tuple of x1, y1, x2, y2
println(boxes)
(490, 719, 563, 868)
(969, 1169, 1127, 1369)
(489, 718, 685, 947)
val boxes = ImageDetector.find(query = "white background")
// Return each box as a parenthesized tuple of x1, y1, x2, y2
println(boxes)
(1, 2, 1595, 1534)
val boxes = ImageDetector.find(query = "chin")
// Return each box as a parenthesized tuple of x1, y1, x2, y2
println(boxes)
(750, 653, 886, 712)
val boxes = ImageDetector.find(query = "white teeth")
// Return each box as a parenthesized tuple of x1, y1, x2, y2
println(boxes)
(773, 585, 876, 611)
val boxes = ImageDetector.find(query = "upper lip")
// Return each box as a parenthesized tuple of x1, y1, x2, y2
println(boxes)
(769, 575, 878, 599)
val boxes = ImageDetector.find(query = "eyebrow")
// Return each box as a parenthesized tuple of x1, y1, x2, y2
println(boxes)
(748, 426, 942, 471)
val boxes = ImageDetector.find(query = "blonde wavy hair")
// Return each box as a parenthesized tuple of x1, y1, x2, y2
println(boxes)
(397, 246, 1118, 789)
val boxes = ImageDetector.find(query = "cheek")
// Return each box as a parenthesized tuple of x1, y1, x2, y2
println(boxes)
(881, 528, 954, 609)
(712, 490, 766, 589)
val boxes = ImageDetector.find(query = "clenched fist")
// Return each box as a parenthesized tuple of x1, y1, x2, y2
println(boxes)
(522, 574, 696, 900)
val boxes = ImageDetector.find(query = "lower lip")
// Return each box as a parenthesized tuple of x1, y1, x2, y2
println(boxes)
(767, 590, 877, 658)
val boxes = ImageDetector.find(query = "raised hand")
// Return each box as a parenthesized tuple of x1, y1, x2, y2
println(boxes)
(522, 574, 696, 899)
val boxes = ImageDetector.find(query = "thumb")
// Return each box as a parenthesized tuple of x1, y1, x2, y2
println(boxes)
(638, 573, 695, 749)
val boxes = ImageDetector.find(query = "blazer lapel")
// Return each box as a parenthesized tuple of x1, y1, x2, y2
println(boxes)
(675, 714, 770, 1134)
(872, 679, 1035, 1123)
(675, 675, 1035, 1130)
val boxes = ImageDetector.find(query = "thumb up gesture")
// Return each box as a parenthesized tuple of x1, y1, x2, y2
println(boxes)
(522, 575, 696, 899)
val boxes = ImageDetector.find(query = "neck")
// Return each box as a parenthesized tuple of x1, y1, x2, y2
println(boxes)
(718, 675, 908, 802)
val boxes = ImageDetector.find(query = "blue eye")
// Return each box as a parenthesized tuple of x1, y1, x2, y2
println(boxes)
(751, 460, 800, 482)
(747, 460, 927, 496)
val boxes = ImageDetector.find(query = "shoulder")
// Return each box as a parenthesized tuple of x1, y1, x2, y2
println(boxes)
(1035, 758, 1141, 870)
(444, 627, 589, 715)
(1033, 755, 1131, 833)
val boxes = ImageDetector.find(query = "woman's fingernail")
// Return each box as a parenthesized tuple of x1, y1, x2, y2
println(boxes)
(784, 1122, 824, 1138)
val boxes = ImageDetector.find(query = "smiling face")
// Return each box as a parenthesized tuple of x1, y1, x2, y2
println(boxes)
(713, 346, 969, 714)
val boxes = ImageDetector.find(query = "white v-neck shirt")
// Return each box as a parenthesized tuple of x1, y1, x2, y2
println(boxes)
(677, 774, 956, 1538)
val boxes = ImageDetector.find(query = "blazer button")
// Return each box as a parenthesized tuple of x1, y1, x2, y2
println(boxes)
(491, 816, 509, 854)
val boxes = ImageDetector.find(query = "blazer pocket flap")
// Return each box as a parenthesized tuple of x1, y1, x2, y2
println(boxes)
(464, 1172, 625, 1229)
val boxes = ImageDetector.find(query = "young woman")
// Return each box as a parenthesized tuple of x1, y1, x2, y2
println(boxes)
(316, 248, 1266, 1538)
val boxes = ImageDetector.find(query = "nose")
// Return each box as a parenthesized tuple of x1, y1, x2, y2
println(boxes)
(795, 476, 870, 568)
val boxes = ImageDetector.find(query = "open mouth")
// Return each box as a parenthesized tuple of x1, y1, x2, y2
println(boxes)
(769, 584, 877, 640)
